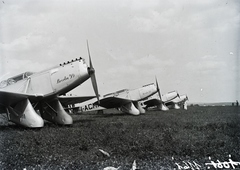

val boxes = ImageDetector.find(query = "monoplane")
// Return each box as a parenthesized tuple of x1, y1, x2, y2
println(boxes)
(0, 42, 99, 127)
(165, 94, 188, 109)
(75, 80, 161, 115)
(142, 78, 180, 111)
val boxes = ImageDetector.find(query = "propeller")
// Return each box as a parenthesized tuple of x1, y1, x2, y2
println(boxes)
(155, 77, 162, 101)
(87, 41, 100, 104)
(177, 92, 180, 98)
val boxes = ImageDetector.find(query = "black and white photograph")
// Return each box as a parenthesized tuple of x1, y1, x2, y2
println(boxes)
(0, 0, 239, 169)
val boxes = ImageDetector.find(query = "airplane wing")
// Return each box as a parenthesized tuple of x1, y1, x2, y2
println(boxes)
(0, 90, 44, 107)
(164, 101, 175, 106)
(58, 96, 97, 105)
(144, 98, 176, 107)
(0, 105, 7, 113)
(93, 96, 132, 109)
(144, 98, 162, 107)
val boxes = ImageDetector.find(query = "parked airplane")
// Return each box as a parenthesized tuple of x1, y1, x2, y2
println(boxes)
(142, 91, 179, 110)
(0, 42, 99, 128)
(139, 78, 179, 111)
(166, 94, 188, 110)
(143, 92, 189, 110)
(75, 81, 160, 115)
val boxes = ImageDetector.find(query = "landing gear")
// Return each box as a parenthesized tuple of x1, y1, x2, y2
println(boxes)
(40, 100, 73, 125)
(120, 102, 140, 115)
(157, 103, 169, 111)
(7, 99, 44, 128)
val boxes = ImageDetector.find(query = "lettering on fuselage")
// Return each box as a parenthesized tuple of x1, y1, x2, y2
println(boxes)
(140, 88, 155, 99)
(57, 74, 75, 84)
(142, 91, 151, 97)
(79, 103, 99, 112)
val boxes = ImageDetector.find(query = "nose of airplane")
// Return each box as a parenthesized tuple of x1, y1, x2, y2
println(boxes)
(88, 66, 95, 76)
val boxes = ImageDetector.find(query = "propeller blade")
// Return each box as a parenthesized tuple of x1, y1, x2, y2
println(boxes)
(86, 41, 100, 104)
(175, 91, 180, 98)
(91, 72, 100, 104)
(155, 77, 162, 101)
(177, 93, 180, 98)
(87, 40, 93, 69)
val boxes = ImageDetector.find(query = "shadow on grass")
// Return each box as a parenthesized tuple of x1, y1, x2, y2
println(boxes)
(91, 113, 132, 118)
(73, 119, 95, 124)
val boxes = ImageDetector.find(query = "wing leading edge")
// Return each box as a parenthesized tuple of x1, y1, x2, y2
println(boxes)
(58, 96, 97, 106)
(0, 90, 43, 109)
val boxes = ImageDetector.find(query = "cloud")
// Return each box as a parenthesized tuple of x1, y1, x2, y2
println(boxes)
(0, 57, 52, 77)
(128, 0, 240, 41)
(1, 33, 50, 52)
(129, 10, 171, 33)
(186, 55, 227, 74)
(106, 49, 135, 61)
(0, 32, 71, 67)
(1, 0, 239, 102)
(102, 53, 177, 92)
(129, 0, 160, 10)
(133, 54, 175, 68)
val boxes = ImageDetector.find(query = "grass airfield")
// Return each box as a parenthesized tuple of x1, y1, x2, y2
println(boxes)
(0, 106, 239, 170)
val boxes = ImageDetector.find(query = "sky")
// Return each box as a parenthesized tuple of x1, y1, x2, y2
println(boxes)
(0, 0, 239, 103)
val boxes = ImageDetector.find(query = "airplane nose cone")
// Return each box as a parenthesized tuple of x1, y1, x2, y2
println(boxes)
(88, 67, 95, 75)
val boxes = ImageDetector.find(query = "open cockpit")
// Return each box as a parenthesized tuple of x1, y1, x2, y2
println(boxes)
(0, 72, 34, 88)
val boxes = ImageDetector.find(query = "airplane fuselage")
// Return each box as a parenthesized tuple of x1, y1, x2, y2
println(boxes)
(142, 90, 179, 111)
(104, 83, 157, 101)
(77, 83, 158, 114)
(161, 91, 179, 102)
(146, 90, 178, 103)
(170, 94, 188, 103)
(0, 57, 93, 127)
(1, 58, 90, 99)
